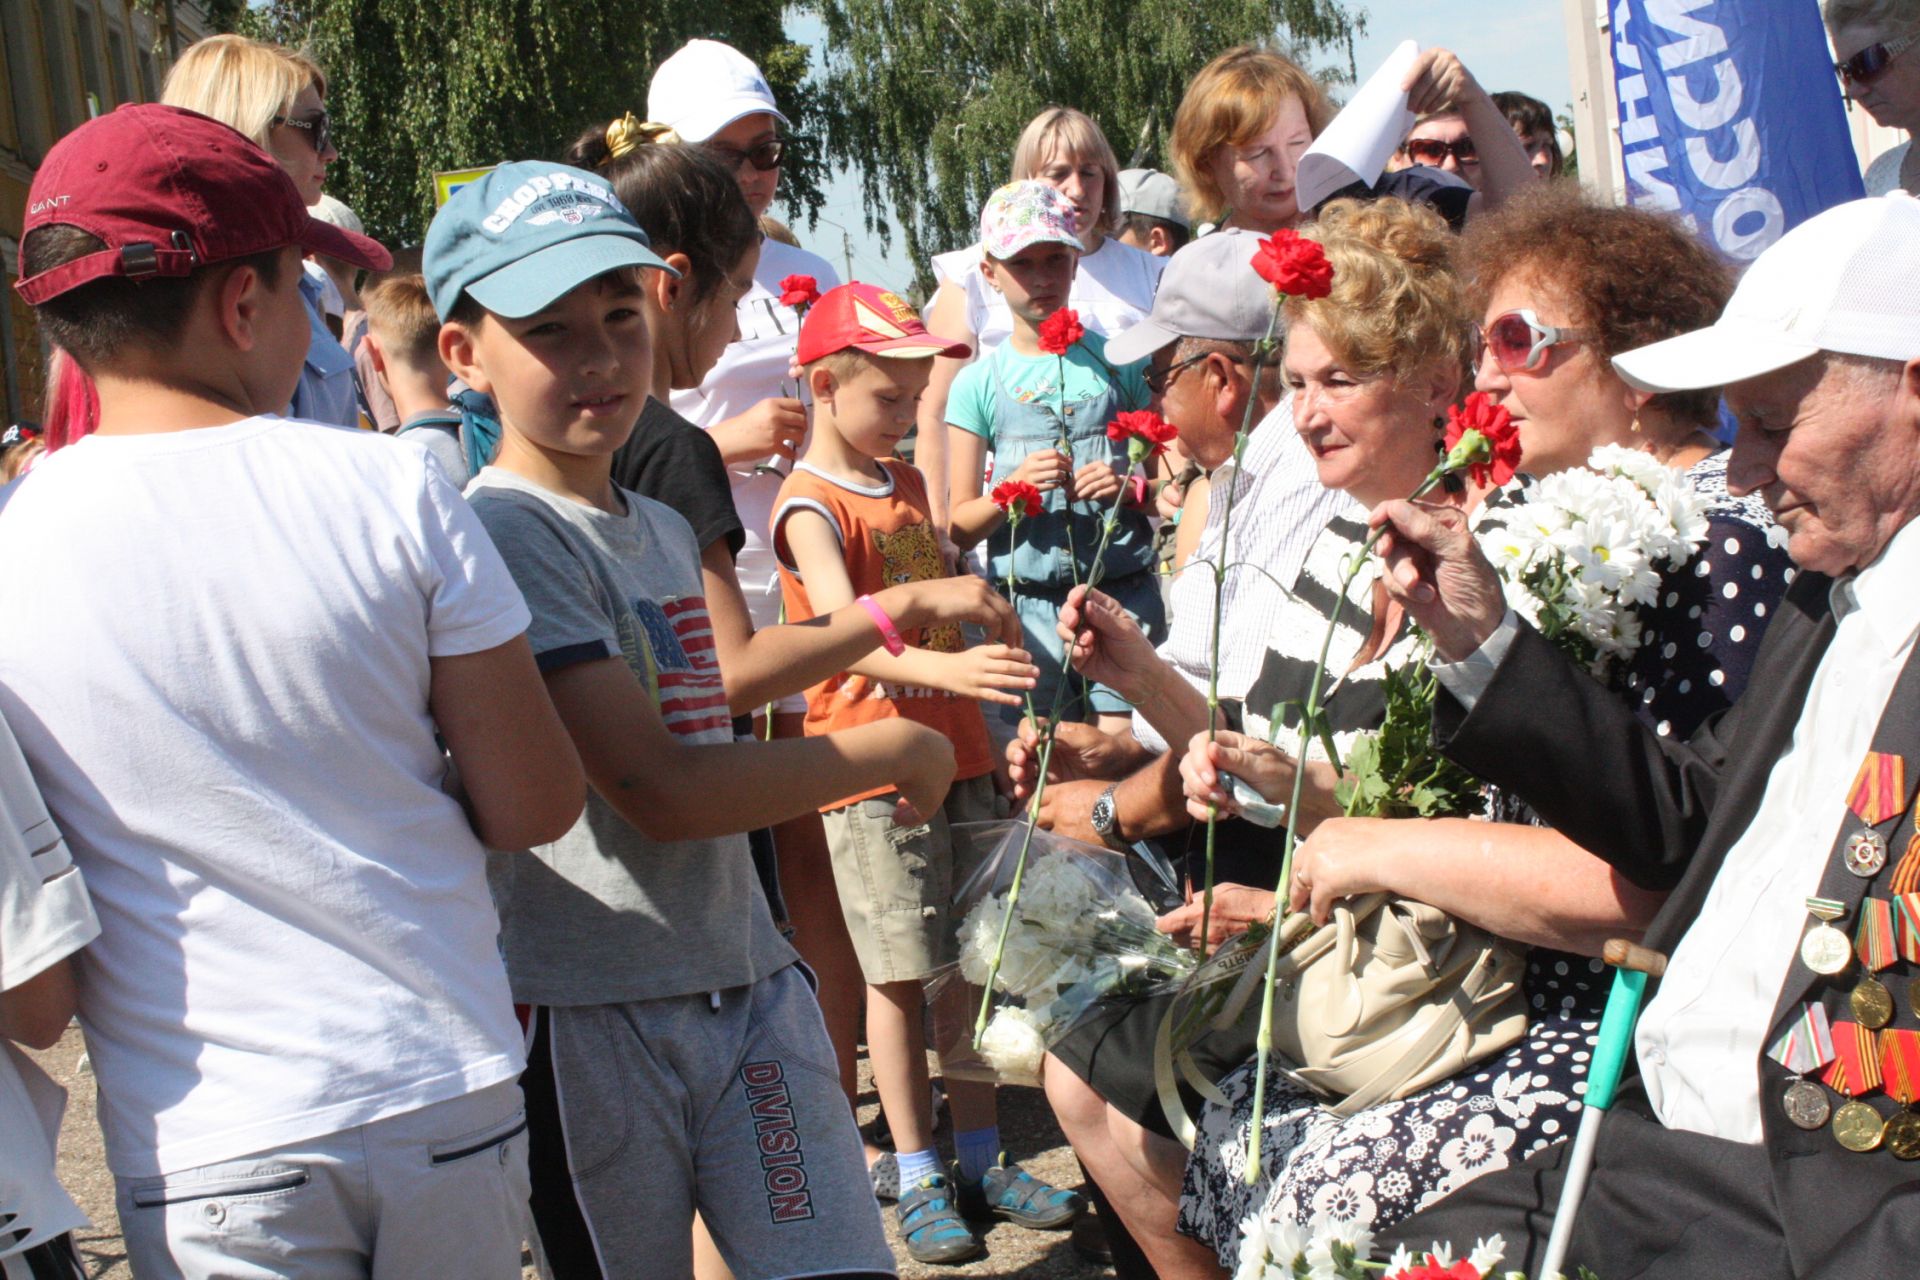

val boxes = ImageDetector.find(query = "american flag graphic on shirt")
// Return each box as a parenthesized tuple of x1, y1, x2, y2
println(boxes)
(629, 595, 731, 737)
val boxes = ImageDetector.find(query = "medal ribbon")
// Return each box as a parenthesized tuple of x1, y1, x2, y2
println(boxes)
(1822, 1019, 1885, 1097)
(1895, 893, 1920, 964)
(1848, 751, 1908, 826)
(1891, 834, 1920, 894)
(1766, 1002, 1837, 1075)
(1856, 897, 1898, 971)
(1880, 1028, 1920, 1105)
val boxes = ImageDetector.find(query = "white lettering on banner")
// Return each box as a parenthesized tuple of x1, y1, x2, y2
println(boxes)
(1712, 187, 1785, 258)
(1649, 0, 1728, 70)
(1685, 119, 1761, 189)
(1668, 58, 1743, 130)
(1617, 0, 1778, 260)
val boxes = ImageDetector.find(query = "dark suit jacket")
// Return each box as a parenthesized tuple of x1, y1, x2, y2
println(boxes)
(1434, 571, 1920, 1276)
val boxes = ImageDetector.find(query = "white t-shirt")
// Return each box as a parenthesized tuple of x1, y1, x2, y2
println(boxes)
(0, 710, 98, 1256)
(0, 417, 532, 1178)
(670, 237, 842, 641)
(930, 234, 1165, 357)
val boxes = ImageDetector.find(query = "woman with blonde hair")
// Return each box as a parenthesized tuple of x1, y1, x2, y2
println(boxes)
(162, 33, 364, 428)
(917, 106, 1166, 526)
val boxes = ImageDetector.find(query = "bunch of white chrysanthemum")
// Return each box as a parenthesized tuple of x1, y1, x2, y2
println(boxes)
(1482, 445, 1708, 674)
(1231, 1212, 1376, 1280)
(975, 1005, 1051, 1081)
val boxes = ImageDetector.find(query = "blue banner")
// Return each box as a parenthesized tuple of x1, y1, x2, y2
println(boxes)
(1609, 0, 1864, 260)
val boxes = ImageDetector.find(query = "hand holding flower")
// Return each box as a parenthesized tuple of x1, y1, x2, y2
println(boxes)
(1156, 883, 1275, 954)
(1070, 459, 1123, 504)
(1369, 497, 1508, 660)
(1003, 447, 1072, 493)
(1178, 729, 1297, 824)
(1287, 816, 1398, 924)
(1055, 584, 1163, 703)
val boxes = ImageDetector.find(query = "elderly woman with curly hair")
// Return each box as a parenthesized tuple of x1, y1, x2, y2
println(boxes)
(1175, 185, 1795, 1276)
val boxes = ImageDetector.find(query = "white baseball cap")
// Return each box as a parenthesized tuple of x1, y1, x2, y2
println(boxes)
(646, 39, 788, 144)
(1106, 228, 1276, 365)
(1613, 192, 1920, 393)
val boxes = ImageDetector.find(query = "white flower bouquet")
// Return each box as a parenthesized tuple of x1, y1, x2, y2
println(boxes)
(933, 822, 1197, 1086)
(1480, 444, 1708, 676)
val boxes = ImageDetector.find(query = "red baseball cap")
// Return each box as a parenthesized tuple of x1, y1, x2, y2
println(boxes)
(795, 282, 971, 365)
(15, 103, 390, 306)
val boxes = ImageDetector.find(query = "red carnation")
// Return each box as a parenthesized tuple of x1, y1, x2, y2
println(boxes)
(1106, 409, 1178, 461)
(1385, 1259, 1481, 1280)
(1250, 230, 1333, 300)
(990, 479, 1044, 519)
(1037, 308, 1085, 355)
(1441, 391, 1522, 488)
(778, 274, 820, 311)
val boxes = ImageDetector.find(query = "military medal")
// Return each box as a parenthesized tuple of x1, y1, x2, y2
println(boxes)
(1768, 1003, 1837, 1129)
(1846, 829, 1889, 877)
(1852, 898, 1899, 1029)
(1802, 897, 1853, 976)
(1848, 751, 1908, 827)
(1880, 1029, 1920, 1160)
(1832, 1099, 1886, 1152)
(1894, 892, 1920, 964)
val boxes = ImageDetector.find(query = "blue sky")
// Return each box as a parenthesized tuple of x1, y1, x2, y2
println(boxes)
(789, 1, 1577, 287)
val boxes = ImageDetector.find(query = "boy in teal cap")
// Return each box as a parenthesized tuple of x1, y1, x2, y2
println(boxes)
(426, 161, 962, 1278)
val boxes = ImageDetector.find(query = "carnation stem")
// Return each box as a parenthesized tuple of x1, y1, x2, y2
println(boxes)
(1242, 466, 1447, 1181)
(1198, 302, 1281, 954)
(1003, 515, 1040, 729)
(974, 459, 1144, 1049)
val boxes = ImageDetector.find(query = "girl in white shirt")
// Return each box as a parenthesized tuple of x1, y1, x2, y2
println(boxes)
(918, 107, 1167, 525)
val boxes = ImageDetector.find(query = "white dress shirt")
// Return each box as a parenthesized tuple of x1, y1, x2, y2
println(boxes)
(1437, 517, 1920, 1142)
(1133, 399, 1346, 753)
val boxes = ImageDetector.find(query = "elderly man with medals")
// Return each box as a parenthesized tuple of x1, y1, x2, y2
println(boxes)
(1359, 193, 1920, 1278)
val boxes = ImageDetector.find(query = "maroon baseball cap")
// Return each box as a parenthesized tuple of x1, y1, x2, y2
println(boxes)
(15, 103, 390, 306)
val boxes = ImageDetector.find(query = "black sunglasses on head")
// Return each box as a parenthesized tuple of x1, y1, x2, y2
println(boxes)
(271, 109, 331, 155)
(1836, 33, 1917, 84)
(704, 138, 786, 172)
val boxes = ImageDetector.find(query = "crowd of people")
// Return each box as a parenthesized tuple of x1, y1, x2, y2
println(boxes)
(4, 6, 1920, 1280)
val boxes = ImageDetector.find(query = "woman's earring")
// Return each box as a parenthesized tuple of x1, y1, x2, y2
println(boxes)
(1630, 411, 1643, 434)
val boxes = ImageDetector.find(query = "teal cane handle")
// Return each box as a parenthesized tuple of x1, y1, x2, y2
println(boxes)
(1586, 967, 1649, 1112)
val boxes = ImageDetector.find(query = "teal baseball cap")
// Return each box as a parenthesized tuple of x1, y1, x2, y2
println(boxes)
(423, 160, 676, 320)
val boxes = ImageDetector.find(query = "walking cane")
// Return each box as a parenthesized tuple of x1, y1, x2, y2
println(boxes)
(1538, 940, 1667, 1280)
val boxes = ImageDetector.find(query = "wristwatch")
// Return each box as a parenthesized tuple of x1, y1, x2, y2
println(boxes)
(1090, 783, 1127, 851)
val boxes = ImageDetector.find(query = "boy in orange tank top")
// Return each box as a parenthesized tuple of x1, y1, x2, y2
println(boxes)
(775, 284, 1086, 1264)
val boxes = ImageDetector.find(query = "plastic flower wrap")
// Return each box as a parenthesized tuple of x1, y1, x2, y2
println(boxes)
(1481, 443, 1708, 675)
(935, 822, 1195, 1086)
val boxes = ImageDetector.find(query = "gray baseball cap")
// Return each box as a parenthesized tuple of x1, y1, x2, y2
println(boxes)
(1117, 168, 1189, 229)
(1105, 228, 1277, 365)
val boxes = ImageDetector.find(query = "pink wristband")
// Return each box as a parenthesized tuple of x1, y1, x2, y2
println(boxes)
(1126, 473, 1150, 508)
(857, 594, 906, 656)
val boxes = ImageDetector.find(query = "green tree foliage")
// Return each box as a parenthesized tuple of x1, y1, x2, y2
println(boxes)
(811, 0, 1364, 289)
(236, 1, 827, 246)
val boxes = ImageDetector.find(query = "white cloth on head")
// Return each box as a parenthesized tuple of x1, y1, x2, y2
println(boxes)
(1133, 399, 1345, 754)
(0, 711, 98, 1257)
(669, 237, 840, 661)
(930, 235, 1165, 358)
(0, 417, 531, 1178)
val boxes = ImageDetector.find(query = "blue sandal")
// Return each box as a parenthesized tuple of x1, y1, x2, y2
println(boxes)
(955, 1154, 1084, 1229)
(896, 1173, 983, 1264)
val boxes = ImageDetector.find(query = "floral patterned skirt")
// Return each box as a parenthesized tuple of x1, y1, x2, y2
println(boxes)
(1179, 1003, 1599, 1267)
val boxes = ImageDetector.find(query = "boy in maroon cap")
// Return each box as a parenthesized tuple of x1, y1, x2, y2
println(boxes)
(2, 104, 586, 1277)
(773, 283, 1081, 1265)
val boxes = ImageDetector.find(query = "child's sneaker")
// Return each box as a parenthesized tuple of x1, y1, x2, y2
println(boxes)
(954, 1154, 1084, 1230)
(895, 1173, 983, 1264)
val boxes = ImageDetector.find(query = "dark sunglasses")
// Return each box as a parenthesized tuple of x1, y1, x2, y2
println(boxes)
(271, 109, 331, 155)
(1405, 136, 1478, 166)
(1479, 309, 1593, 373)
(1836, 33, 1917, 84)
(1145, 348, 1246, 394)
(704, 138, 786, 173)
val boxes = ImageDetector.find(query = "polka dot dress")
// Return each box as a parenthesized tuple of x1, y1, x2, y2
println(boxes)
(1178, 451, 1792, 1263)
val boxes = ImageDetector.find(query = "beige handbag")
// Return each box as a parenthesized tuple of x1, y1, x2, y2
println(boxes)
(1156, 892, 1528, 1146)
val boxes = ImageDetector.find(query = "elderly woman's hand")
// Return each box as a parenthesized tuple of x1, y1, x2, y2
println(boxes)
(1004, 716, 1131, 801)
(1156, 883, 1276, 953)
(1371, 497, 1508, 661)
(1179, 729, 1294, 823)
(1288, 816, 1397, 924)
(1056, 584, 1163, 702)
